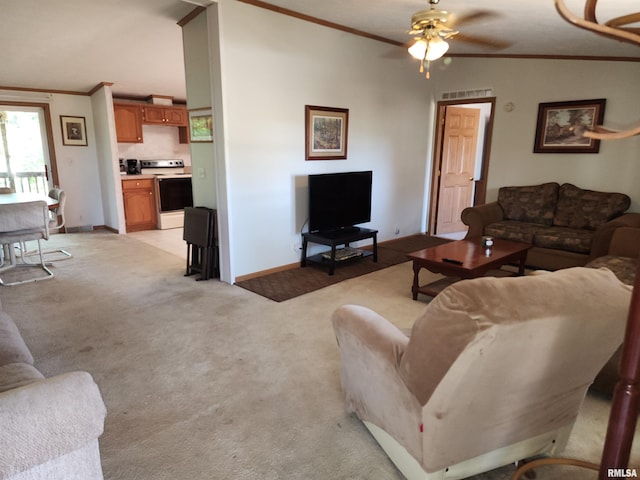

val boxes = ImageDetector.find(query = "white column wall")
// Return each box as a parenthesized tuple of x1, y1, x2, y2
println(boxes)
(49, 93, 104, 229)
(216, 0, 432, 278)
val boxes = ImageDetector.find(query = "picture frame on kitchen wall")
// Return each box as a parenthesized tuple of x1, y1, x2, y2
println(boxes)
(188, 109, 213, 143)
(60, 115, 88, 146)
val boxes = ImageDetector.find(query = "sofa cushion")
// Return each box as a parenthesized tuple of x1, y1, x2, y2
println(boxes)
(484, 221, 545, 243)
(533, 226, 594, 254)
(0, 311, 34, 366)
(553, 183, 631, 230)
(0, 362, 44, 394)
(586, 256, 637, 286)
(497, 182, 559, 226)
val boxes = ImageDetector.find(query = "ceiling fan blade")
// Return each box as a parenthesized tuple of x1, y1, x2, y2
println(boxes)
(453, 32, 512, 49)
(450, 10, 501, 27)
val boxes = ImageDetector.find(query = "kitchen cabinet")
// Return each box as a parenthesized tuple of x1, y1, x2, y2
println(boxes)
(114, 104, 143, 143)
(142, 105, 188, 126)
(122, 178, 157, 232)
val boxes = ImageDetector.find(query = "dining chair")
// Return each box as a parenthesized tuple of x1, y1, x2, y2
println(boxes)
(0, 188, 15, 267)
(0, 200, 53, 285)
(43, 188, 72, 259)
(22, 188, 72, 261)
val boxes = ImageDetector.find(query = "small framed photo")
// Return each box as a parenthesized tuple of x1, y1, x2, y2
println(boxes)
(60, 115, 88, 146)
(189, 109, 213, 143)
(305, 105, 349, 160)
(533, 98, 606, 153)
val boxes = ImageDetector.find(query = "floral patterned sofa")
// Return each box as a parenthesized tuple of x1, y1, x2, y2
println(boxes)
(461, 182, 634, 271)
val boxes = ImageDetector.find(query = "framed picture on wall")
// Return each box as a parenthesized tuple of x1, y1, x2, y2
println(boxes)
(60, 115, 88, 146)
(189, 108, 213, 143)
(305, 105, 349, 160)
(533, 98, 606, 153)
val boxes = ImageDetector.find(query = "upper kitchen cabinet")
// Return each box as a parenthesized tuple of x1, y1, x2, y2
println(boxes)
(142, 105, 188, 127)
(114, 103, 143, 143)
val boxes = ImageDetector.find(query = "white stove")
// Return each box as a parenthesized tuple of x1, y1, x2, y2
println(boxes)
(139, 159, 188, 176)
(139, 159, 194, 230)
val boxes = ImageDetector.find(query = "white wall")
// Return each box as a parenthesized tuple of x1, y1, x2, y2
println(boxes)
(457, 102, 493, 180)
(182, 10, 217, 209)
(216, 0, 432, 278)
(426, 57, 640, 210)
(90, 86, 121, 231)
(48, 93, 104, 229)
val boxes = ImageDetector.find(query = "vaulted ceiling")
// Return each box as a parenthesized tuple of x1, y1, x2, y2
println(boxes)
(0, 0, 638, 100)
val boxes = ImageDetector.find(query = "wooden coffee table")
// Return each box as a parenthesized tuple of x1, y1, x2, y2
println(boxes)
(407, 237, 532, 300)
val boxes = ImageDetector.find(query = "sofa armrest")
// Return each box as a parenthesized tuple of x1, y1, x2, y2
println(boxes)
(331, 305, 409, 375)
(460, 202, 504, 238)
(608, 227, 640, 259)
(590, 213, 640, 260)
(609, 212, 640, 229)
(331, 305, 422, 459)
(0, 371, 106, 479)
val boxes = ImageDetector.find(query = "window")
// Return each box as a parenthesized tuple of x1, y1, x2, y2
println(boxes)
(0, 105, 54, 193)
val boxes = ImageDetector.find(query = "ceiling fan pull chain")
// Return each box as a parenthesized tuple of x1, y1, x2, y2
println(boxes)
(418, 59, 431, 79)
(421, 59, 431, 79)
(419, 50, 432, 79)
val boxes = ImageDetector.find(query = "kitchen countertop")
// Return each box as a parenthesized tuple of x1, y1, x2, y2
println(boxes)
(121, 174, 157, 180)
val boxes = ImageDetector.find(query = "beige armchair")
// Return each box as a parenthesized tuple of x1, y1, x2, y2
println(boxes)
(331, 267, 631, 480)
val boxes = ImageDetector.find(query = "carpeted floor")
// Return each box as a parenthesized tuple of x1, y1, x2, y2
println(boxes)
(235, 234, 450, 301)
(2, 231, 639, 480)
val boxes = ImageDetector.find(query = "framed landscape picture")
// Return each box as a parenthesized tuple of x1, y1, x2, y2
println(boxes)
(60, 115, 88, 146)
(533, 98, 606, 153)
(305, 105, 349, 160)
(189, 109, 213, 143)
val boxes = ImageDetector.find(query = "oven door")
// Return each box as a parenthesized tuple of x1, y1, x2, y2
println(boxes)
(157, 176, 193, 213)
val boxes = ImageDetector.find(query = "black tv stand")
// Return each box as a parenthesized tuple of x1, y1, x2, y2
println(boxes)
(311, 226, 362, 239)
(300, 227, 378, 275)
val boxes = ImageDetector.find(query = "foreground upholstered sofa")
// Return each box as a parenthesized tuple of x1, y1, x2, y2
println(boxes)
(0, 301, 106, 480)
(589, 226, 640, 396)
(461, 182, 634, 271)
(332, 268, 631, 480)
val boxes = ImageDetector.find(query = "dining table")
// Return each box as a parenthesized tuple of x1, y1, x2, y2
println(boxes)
(0, 192, 58, 209)
(0, 192, 58, 272)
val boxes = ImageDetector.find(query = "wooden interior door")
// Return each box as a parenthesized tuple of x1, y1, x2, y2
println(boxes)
(435, 106, 480, 234)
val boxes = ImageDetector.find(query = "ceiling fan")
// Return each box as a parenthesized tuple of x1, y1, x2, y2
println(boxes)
(407, 0, 510, 78)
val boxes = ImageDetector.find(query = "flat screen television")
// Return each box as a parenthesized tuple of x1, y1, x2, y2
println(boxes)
(308, 171, 372, 233)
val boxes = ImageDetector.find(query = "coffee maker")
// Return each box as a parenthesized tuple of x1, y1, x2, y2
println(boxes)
(126, 159, 141, 175)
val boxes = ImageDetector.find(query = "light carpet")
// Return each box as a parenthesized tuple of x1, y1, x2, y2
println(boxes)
(1, 231, 638, 480)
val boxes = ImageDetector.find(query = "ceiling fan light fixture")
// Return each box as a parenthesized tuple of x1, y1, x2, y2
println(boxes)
(408, 35, 449, 61)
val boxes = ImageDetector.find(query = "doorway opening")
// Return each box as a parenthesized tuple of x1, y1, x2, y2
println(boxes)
(428, 97, 496, 238)
(0, 102, 58, 194)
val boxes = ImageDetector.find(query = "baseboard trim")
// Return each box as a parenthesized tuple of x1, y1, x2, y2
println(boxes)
(66, 225, 95, 233)
(234, 233, 433, 283)
(235, 262, 299, 283)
